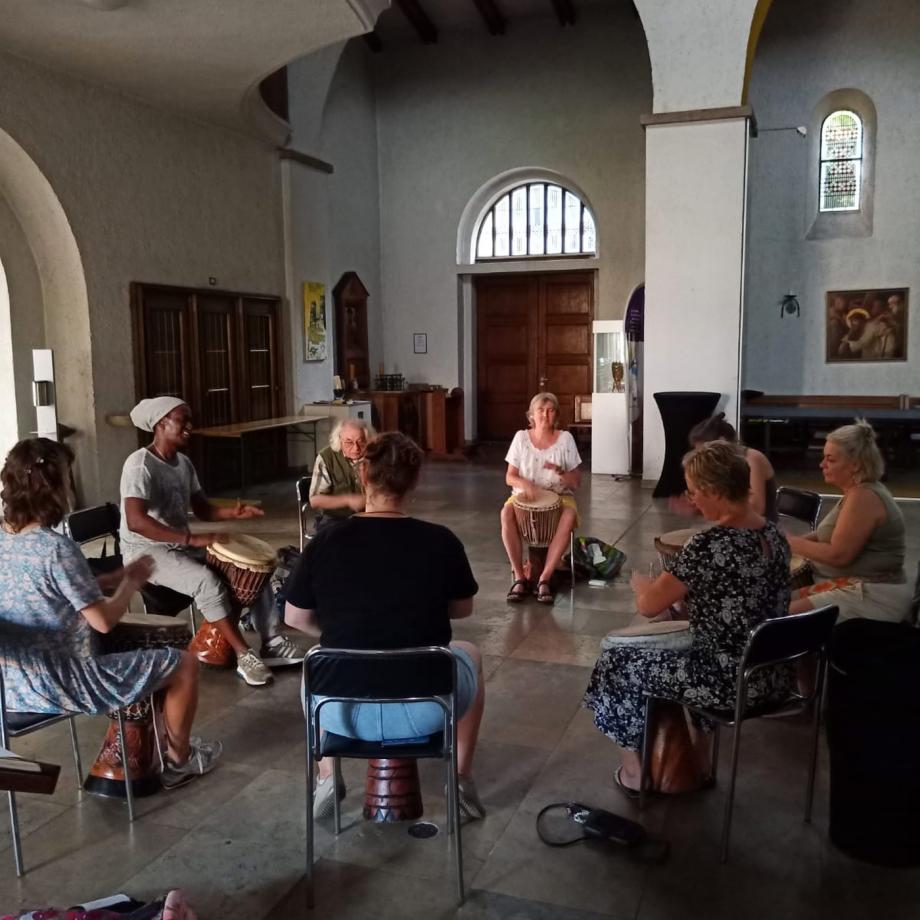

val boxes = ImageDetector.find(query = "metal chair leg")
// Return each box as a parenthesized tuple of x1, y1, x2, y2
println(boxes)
(332, 757, 342, 836)
(445, 755, 455, 835)
(115, 709, 135, 823)
(804, 661, 827, 824)
(720, 722, 744, 863)
(8, 791, 24, 877)
(68, 718, 84, 791)
(450, 740, 465, 905)
(639, 696, 655, 811)
(305, 727, 315, 910)
(710, 724, 721, 783)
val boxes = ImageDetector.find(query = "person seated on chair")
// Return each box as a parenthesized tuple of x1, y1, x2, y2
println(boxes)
(786, 420, 912, 624)
(0, 438, 221, 788)
(500, 391, 581, 605)
(584, 441, 794, 798)
(285, 432, 487, 821)
(308, 418, 375, 533)
(120, 397, 306, 687)
(669, 413, 778, 522)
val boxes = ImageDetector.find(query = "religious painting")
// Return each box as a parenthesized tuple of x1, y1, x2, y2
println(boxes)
(303, 281, 327, 362)
(825, 288, 908, 363)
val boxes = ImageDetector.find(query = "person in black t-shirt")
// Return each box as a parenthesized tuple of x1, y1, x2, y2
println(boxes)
(285, 432, 486, 821)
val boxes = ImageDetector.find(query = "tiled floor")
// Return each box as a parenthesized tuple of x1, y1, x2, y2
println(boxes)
(1, 460, 918, 918)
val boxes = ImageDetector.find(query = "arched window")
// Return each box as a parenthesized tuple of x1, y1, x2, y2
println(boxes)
(819, 110, 863, 212)
(474, 183, 596, 261)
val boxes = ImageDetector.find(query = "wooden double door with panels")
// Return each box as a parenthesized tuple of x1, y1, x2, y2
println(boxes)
(476, 271, 593, 440)
(131, 282, 285, 488)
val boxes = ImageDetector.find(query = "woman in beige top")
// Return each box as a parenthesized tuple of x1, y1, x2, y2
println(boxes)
(787, 420, 912, 623)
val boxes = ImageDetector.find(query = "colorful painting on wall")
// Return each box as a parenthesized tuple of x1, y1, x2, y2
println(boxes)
(303, 281, 327, 362)
(826, 288, 908, 363)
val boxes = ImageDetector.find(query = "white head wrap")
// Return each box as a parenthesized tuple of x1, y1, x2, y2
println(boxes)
(129, 397, 188, 432)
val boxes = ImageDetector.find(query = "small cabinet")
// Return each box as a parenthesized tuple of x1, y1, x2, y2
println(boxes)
(333, 272, 370, 390)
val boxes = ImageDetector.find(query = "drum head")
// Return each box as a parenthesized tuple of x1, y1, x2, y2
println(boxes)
(512, 488, 561, 512)
(120, 612, 190, 628)
(208, 534, 277, 567)
(607, 621, 690, 640)
(656, 527, 703, 552)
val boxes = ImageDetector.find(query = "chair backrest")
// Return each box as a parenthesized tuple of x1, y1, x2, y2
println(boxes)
(775, 487, 822, 530)
(574, 395, 592, 424)
(742, 605, 839, 671)
(66, 503, 121, 549)
(295, 476, 312, 549)
(303, 646, 456, 702)
(911, 561, 920, 627)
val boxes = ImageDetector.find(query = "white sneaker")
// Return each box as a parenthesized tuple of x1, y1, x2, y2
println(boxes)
(313, 761, 346, 819)
(235, 649, 273, 686)
(259, 635, 308, 667)
(161, 738, 223, 789)
(457, 775, 486, 819)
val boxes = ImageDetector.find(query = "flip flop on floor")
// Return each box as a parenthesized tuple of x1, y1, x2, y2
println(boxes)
(613, 766, 642, 800)
(506, 578, 529, 603)
(534, 581, 555, 604)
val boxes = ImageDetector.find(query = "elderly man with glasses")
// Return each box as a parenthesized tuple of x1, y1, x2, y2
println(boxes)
(309, 418, 376, 532)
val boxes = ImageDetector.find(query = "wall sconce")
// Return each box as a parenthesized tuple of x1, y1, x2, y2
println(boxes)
(779, 293, 800, 319)
(32, 380, 54, 407)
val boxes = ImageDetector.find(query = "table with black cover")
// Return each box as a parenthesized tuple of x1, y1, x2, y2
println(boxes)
(652, 391, 721, 497)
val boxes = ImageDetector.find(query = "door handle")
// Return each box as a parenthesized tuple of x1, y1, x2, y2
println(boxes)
(539, 375, 548, 390)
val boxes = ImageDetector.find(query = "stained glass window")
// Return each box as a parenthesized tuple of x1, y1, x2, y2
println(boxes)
(474, 182, 596, 261)
(820, 110, 862, 212)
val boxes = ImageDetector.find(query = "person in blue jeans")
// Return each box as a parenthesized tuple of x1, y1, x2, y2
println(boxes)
(285, 431, 486, 820)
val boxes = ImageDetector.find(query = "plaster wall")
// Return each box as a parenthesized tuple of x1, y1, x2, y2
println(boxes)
(374, 7, 649, 388)
(743, 0, 920, 395)
(0, 50, 285, 502)
(643, 119, 749, 480)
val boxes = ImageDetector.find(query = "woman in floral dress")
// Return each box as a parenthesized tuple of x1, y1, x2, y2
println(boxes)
(584, 440, 793, 796)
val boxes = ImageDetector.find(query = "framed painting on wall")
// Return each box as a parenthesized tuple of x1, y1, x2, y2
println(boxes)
(303, 280, 327, 362)
(825, 288, 908, 363)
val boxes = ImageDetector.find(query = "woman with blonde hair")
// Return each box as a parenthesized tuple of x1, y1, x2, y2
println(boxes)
(584, 440, 793, 796)
(500, 392, 581, 604)
(787, 420, 912, 623)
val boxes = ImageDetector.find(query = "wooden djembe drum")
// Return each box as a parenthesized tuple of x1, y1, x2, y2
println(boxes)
(363, 759, 424, 822)
(84, 613, 192, 798)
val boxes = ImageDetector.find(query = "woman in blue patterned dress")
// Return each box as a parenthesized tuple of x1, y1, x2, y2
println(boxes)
(584, 441, 793, 797)
(0, 438, 221, 788)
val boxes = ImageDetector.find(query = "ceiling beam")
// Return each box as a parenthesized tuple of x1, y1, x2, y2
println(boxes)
(550, 0, 576, 26)
(471, 0, 507, 36)
(363, 31, 383, 53)
(396, 0, 438, 44)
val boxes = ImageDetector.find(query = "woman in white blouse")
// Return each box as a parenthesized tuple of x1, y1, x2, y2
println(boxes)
(500, 392, 582, 604)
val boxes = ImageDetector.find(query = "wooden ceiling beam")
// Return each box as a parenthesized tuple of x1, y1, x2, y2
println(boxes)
(550, 0, 576, 26)
(471, 0, 507, 36)
(396, 0, 438, 44)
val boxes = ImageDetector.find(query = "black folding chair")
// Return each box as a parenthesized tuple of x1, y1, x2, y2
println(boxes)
(66, 504, 195, 627)
(639, 605, 839, 861)
(776, 486, 823, 531)
(303, 646, 464, 907)
(296, 475, 313, 551)
(0, 668, 135, 875)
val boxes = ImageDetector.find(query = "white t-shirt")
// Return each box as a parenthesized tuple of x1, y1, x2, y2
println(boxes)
(504, 429, 582, 495)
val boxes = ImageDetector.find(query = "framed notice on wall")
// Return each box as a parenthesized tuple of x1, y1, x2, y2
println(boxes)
(413, 333, 428, 354)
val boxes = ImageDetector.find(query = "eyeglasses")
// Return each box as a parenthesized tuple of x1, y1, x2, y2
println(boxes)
(342, 438, 366, 448)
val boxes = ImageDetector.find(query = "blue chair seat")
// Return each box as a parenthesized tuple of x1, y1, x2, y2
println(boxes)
(320, 731, 445, 760)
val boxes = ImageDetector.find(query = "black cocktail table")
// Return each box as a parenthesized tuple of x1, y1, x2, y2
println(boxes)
(652, 391, 721, 497)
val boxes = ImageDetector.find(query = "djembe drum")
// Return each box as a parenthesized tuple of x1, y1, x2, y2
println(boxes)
(363, 760, 424, 823)
(654, 527, 705, 571)
(187, 534, 277, 668)
(84, 613, 192, 798)
(512, 489, 564, 580)
(789, 554, 814, 591)
(601, 620, 703, 795)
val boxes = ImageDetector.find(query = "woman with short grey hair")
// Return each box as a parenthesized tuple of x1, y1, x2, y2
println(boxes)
(787, 420, 912, 623)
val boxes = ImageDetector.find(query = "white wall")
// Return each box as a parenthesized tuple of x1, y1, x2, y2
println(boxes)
(373, 6, 650, 387)
(643, 118, 749, 480)
(0, 50, 285, 502)
(743, 0, 920, 395)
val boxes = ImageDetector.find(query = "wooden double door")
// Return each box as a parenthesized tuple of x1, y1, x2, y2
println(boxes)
(476, 271, 593, 440)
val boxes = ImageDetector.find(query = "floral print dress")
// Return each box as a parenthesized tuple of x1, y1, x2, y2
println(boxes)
(0, 528, 180, 714)
(584, 522, 794, 751)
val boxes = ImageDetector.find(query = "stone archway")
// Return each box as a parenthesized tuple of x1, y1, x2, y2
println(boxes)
(0, 126, 97, 499)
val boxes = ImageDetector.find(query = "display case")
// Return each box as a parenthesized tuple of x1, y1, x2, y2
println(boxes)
(591, 320, 630, 475)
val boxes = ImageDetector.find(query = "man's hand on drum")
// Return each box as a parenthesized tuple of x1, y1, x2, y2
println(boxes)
(228, 501, 264, 520)
(188, 532, 224, 549)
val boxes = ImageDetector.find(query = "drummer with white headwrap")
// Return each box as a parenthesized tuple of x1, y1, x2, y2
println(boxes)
(119, 397, 306, 686)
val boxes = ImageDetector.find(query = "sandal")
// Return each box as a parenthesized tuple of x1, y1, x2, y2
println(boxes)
(535, 580, 555, 604)
(506, 578, 529, 603)
(613, 766, 642, 801)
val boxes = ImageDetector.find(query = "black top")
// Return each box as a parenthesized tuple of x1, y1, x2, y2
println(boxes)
(285, 516, 478, 651)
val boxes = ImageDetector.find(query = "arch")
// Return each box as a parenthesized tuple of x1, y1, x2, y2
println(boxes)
(0, 126, 96, 499)
(457, 167, 599, 265)
(741, 0, 775, 104)
(0, 256, 14, 459)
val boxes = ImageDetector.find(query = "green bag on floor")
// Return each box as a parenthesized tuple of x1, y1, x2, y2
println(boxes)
(567, 537, 626, 581)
